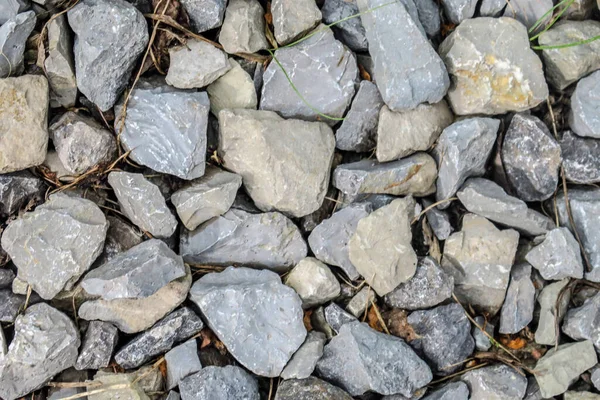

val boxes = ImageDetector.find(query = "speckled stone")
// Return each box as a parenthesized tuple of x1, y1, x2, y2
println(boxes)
(440, 0, 477, 24)
(324, 302, 357, 333)
(462, 364, 527, 400)
(179, 366, 259, 400)
(525, 228, 584, 280)
(0, 171, 44, 216)
(75, 321, 118, 370)
(179, 0, 226, 33)
(275, 377, 353, 400)
(499, 263, 535, 334)
(562, 292, 600, 351)
(561, 130, 600, 184)
(321, 0, 367, 52)
(570, 70, 600, 139)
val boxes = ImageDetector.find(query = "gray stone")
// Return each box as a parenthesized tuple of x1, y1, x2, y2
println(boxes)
(357, 0, 449, 111)
(377, 101, 453, 162)
(166, 392, 181, 400)
(346, 286, 375, 318)
(316, 321, 432, 396)
(218, 0, 268, 54)
(593, 367, 600, 391)
(462, 364, 527, 400)
(0, 269, 15, 288)
(181, 209, 306, 271)
(0, 171, 44, 216)
(499, 263, 535, 334)
(97, 215, 143, 264)
(272, 0, 321, 45)
(68, 0, 149, 111)
(440, 0, 477, 24)
(525, 228, 584, 280)
(442, 214, 519, 315)
(324, 302, 357, 333)
(207, 60, 257, 115)
(108, 171, 177, 238)
(384, 257, 454, 311)
(336, 81, 384, 152)
(433, 118, 499, 207)
(408, 303, 474, 375)
(45, 14, 77, 108)
(472, 316, 494, 351)
(50, 111, 117, 175)
(275, 377, 353, 400)
(561, 130, 600, 184)
(0, 303, 80, 400)
(322, 0, 367, 51)
(0, 11, 35, 78)
(570, 70, 600, 139)
(0, 289, 25, 323)
(414, 0, 441, 38)
(179, 366, 259, 400)
(42, 151, 73, 182)
(502, 113, 562, 201)
(0, 75, 49, 173)
(534, 340, 597, 398)
(422, 382, 469, 400)
(457, 177, 555, 236)
(564, 0, 596, 19)
(439, 17, 548, 115)
(423, 199, 454, 240)
(260, 26, 358, 124)
(563, 292, 600, 350)
(539, 21, 600, 90)
(219, 109, 335, 217)
(535, 279, 572, 345)
(281, 331, 326, 380)
(524, 376, 549, 400)
(0, 0, 29, 25)
(1, 193, 108, 300)
(480, 0, 505, 15)
(114, 307, 204, 369)
(285, 257, 341, 308)
(165, 339, 202, 390)
(503, 0, 553, 30)
(565, 392, 600, 400)
(166, 40, 231, 89)
(333, 153, 437, 197)
(75, 321, 118, 370)
(179, 0, 226, 33)
(349, 197, 418, 296)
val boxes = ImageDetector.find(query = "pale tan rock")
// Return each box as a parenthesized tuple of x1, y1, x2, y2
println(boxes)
(207, 59, 257, 115)
(285, 257, 341, 308)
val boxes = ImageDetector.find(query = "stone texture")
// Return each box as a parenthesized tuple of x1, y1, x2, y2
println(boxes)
(179, 366, 259, 400)
(442, 214, 519, 315)
(502, 0, 553, 30)
(207, 60, 257, 115)
(440, 0, 477, 24)
(108, 171, 177, 238)
(479, 0, 505, 15)
(0, 171, 44, 216)
(1, 193, 108, 300)
(499, 263, 535, 334)
(219, 109, 335, 217)
(525, 228, 584, 280)
(593, 368, 600, 391)
(0, 0, 29, 25)
(439, 17, 548, 115)
(166, 40, 231, 89)
(179, 0, 226, 33)
(164, 339, 202, 390)
(564, 0, 596, 19)
(218, 0, 268, 54)
(502, 113, 562, 201)
(189, 267, 307, 377)
(324, 302, 357, 333)
(285, 257, 341, 308)
(472, 316, 494, 351)
(423, 198, 454, 240)
(377, 101, 453, 162)
(0, 75, 49, 173)
(68, 0, 149, 111)
(96, 215, 143, 264)
(462, 364, 527, 400)
(275, 377, 353, 400)
(415, 0, 441, 37)
(565, 392, 600, 400)
(272, 0, 321, 45)
(535, 279, 571, 345)
(75, 321, 119, 370)
(346, 286, 376, 318)
(422, 382, 469, 400)
(570, 70, 600, 139)
(561, 130, 600, 184)
(86, 370, 151, 400)
(0, 289, 25, 323)
(0, 269, 15, 288)
(281, 331, 326, 380)
(563, 292, 600, 350)
(45, 14, 77, 108)
(0, 11, 35, 78)
(322, 0, 367, 51)
(0, 326, 6, 357)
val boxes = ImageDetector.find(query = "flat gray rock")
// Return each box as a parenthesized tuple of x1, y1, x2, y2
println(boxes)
(422, 382, 469, 400)
(440, 0, 477, 23)
(499, 263, 535, 334)
(0, 303, 80, 400)
(272, 0, 321, 45)
(0, 0, 29, 25)
(1, 193, 108, 300)
(0, 170, 44, 216)
(219, 109, 335, 217)
(462, 364, 527, 400)
(439, 17, 548, 115)
(165, 339, 202, 390)
(357, 0, 449, 111)
(68, 0, 149, 111)
(322, 0, 368, 51)
(179, 366, 259, 400)
(108, 171, 178, 238)
(502, 0, 553, 30)
(207, 59, 258, 115)
(75, 320, 119, 370)
(535, 279, 571, 345)
(525, 227, 584, 280)
(316, 321, 432, 396)
(281, 331, 326, 380)
(189, 267, 307, 377)
(180, 209, 306, 271)
(275, 377, 353, 400)
(0, 289, 25, 323)
(0, 11, 35, 78)
(45, 14, 77, 108)
(563, 292, 600, 351)
(570, 70, 600, 139)
(115, 78, 210, 180)
(218, 0, 268, 54)
(502, 113, 562, 201)
(346, 286, 376, 318)
(180, 0, 226, 33)
(324, 302, 357, 333)
(285, 257, 341, 308)
(423, 198, 454, 240)
(166, 39, 231, 89)
(561, 130, 600, 184)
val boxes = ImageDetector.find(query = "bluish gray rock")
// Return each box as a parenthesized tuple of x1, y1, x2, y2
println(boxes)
(166, 39, 231, 89)
(562, 292, 600, 351)
(535, 279, 571, 345)
(166, 391, 181, 400)
(499, 263, 535, 334)
(218, 0, 269, 54)
(472, 316, 494, 351)
(592, 367, 600, 391)
(422, 382, 469, 400)
(165, 339, 202, 390)
(415, 0, 441, 37)
(322, 0, 368, 51)
(561, 130, 600, 184)
(570, 70, 600, 139)
(525, 228, 584, 280)
(440, 0, 477, 24)
(179, 0, 226, 33)
(423, 198, 454, 240)
(0, 171, 44, 216)
(45, 14, 77, 109)
(324, 302, 357, 333)
(285, 258, 341, 308)
(0, 0, 29, 25)
(179, 366, 259, 400)
(502, 0, 553, 30)
(0, 289, 25, 323)
(275, 377, 353, 400)
(480, 0, 505, 15)
(462, 364, 527, 400)
(75, 321, 119, 370)
(0, 11, 35, 78)
(272, 0, 321, 45)
(281, 331, 326, 380)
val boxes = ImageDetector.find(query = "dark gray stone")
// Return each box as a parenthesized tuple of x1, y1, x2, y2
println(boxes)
(462, 364, 527, 400)
(525, 227, 584, 280)
(570, 70, 600, 139)
(275, 377, 353, 400)
(415, 0, 441, 38)
(74, 321, 118, 370)
(0, 269, 15, 289)
(324, 302, 357, 333)
(561, 130, 600, 184)
(0, 170, 44, 216)
(0, 11, 35, 78)
(499, 263, 535, 334)
(96, 215, 143, 264)
(165, 339, 202, 390)
(0, 289, 24, 323)
(280, 331, 326, 380)
(562, 292, 600, 351)
(179, 366, 259, 400)
(440, 0, 477, 24)
(322, 0, 367, 51)
(179, 0, 226, 33)
(423, 198, 454, 240)
(422, 382, 469, 400)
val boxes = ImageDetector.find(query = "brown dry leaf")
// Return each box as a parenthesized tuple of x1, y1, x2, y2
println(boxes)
(265, 1, 273, 25)
(499, 336, 527, 350)
(358, 64, 371, 81)
(303, 310, 313, 332)
(158, 360, 168, 378)
(367, 306, 385, 333)
(200, 328, 216, 349)
(441, 23, 456, 38)
(384, 309, 420, 341)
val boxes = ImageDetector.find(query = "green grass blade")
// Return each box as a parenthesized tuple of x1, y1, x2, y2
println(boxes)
(528, 0, 571, 33)
(529, 0, 575, 41)
(532, 34, 600, 50)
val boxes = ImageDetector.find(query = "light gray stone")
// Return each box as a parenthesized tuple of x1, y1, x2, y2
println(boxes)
(570, 70, 600, 139)
(45, 14, 77, 108)
(0, 0, 29, 25)
(207, 59, 257, 115)
(281, 331, 326, 380)
(565, 392, 600, 400)
(462, 364, 527, 400)
(166, 40, 231, 89)
(499, 263, 535, 334)
(324, 302, 357, 333)
(592, 367, 600, 391)
(563, 292, 600, 350)
(346, 286, 375, 318)
(275, 377, 353, 400)
(535, 279, 571, 345)
(272, 0, 321, 45)
(165, 339, 202, 390)
(561, 130, 600, 184)
(422, 382, 469, 400)
(179, 0, 226, 33)
(440, 0, 477, 24)
(480, 0, 505, 15)
(525, 228, 584, 280)
(503, 0, 553, 30)
(75, 321, 118, 370)
(423, 198, 454, 240)
(472, 316, 494, 351)
(0, 11, 35, 78)
(180, 366, 259, 400)
(322, 0, 367, 51)
(285, 257, 341, 308)
(218, 0, 268, 54)
(0, 171, 44, 216)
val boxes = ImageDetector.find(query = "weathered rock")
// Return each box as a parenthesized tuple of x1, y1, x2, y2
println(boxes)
(166, 392, 180, 400)
(96, 215, 143, 264)
(0, 75, 49, 173)
(502, 0, 553, 30)
(534, 340, 597, 398)
(275, 377, 353, 400)
(316, 321, 432, 396)
(108, 171, 177, 238)
(324, 302, 357, 333)
(414, 0, 441, 37)
(272, 0, 321, 45)
(0, 11, 35, 78)
(179, 0, 226, 33)
(422, 382, 469, 400)
(439, 17, 548, 115)
(384, 257, 454, 310)
(565, 392, 600, 400)
(68, 0, 149, 111)
(75, 321, 119, 370)
(502, 113, 562, 201)
(525, 228, 584, 280)
(260, 26, 357, 124)
(45, 14, 77, 108)
(166, 40, 231, 89)
(179, 366, 259, 400)
(1, 193, 108, 300)
(561, 130, 600, 184)
(462, 364, 527, 400)
(207, 60, 257, 115)
(322, 0, 367, 51)
(0, 171, 44, 216)
(181, 209, 306, 271)
(0, 326, 6, 357)
(440, 0, 477, 24)
(570, 70, 600, 139)
(563, 0, 596, 19)
(423, 198, 454, 240)
(0, 0, 29, 25)
(86, 370, 150, 400)
(335, 81, 384, 152)
(0, 289, 25, 323)
(472, 316, 494, 351)
(377, 101, 453, 162)
(0, 304, 80, 400)
(433, 118, 499, 207)
(479, 0, 505, 15)
(442, 214, 519, 315)
(218, 0, 268, 54)
(499, 263, 535, 334)
(562, 292, 600, 350)
(190, 267, 306, 377)
(281, 331, 326, 380)
(164, 339, 202, 390)
(285, 257, 341, 308)
(219, 109, 335, 217)
(0, 269, 15, 289)
(538, 20, 600, 90)
(535, 279, 572, 345)
(42, 151, 73, 182)
(346, 286, 376, 318)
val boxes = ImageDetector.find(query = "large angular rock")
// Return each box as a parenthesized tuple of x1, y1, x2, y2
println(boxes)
(502, 0, 553, 30)
(422, 382, 469, 400)
(0, 11, 35, 78)
(377, 101, 453, 162)
(499, 263, 535, 334)
(525, 228, 584, 280)
(561, 130, 600, 184)
(0, 171, 44, 216)
(166, 40, 231, 89)
(570, 70, 600, 139)
(457, 177, 555, 236)
(462, 364, 527, 400)
(0, 75, 49, 173)
(179, 366, 259, 400)
(535, 279, 571, 345)
(439, 17, 548, 115)
(207, 60, 257, 115)
(281, 331, 326, 380)
(272, 0, 321, 45)
(260, 26, 358, 124)
(502, 113, 562, 201)
(115, 79, 210, 180)
(0, 304, 80, 400)
(45, 14, 77, 108)
(316, 321, 432, 396)
(322, 0, 367, 51)
(440, 0, 477, 23)
(68, 0, 149, 111)
(0, 0, 29, 25)
(1, 193, 108, 300)
(179, 0, 226, 33)
(218, 109, 335, 217)
(75, 321, 119, 370)
(562, 292, 600, 350)
(164, 339, 202, 390)
(285, 258, 341, 308)
(108, 171, 178, 238)
(275, 377, 353, 400)
(442, 214, 519, 315)
(180, 209, 306, 271)
(433, 118, 499, 207)
(218, 0, 268, 54)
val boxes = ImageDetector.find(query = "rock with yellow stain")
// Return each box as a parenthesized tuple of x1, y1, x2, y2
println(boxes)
(439, 17, 548, 115)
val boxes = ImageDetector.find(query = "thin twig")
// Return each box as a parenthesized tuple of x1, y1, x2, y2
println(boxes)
(428, 363, 489, 386)
(370, 299, 390, 335)
(411, 197, 457, 225)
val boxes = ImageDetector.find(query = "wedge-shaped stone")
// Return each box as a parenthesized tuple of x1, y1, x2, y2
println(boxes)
(570, 70, 600, 139)
(45, 14, 77, 108)
(75, 321, 118, 370)
(561, 130, 600, 184)
(563, 292, 600, 351)
(0, 171, 44, 216)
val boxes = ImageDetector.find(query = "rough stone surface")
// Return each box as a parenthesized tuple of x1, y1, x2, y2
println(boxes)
(96, 215, 143, 264)
(0, 171, 44, 216)
(285, 257, 341, 308)
(218, 0, 268, 54)
(439, 17, 548, 115)
(535, 279, 572, 345)
(479, 0, 505, 15)
(75, 321, 119, 370)
(564, 0, 596, 19)
(0, 11, 35, 78)
(322, 0, 367, 52)
(0, 289, 25, 323)
(108, 171, 177, 238)
(207, 60, 257, 115)
(525, 228, 584, 280)
(45, 14, 77, 108)
(462, 364, 527, 400)
(422, 382, 469, 400)
(166, 39, 231, 89)
(563, 292, 600, 350)
(502, 113, 562, 201)
(316, 321, 432, 396)
(565, 392, 600, 400)
(219, 109, 335, 217)
(164, 339, 202, 390)
(346, 286, 376, 318)
(0, 0, 29, 25)
(570, 70, 600, 139)
(423, 198, 454, 240)
(68, 0, 149, 111)
(275, 377, 353, 400)
(86, 370, 151, 400)
(0, 269, 15, 289)
(561, 130, 600, 184)
(1, 193, 108, 300)
(377, 101, 453, 162)
(281, 331, 326, 380)
(414, 0, 441, 37)
(472, 316, 494, 351)
(440, 0, 477, 24)
(179, 366, 259, 400)
(502, 0, 553, 30)
(272, 0, 321, 45)
(324, 302, 357, 333)
(499, 263, 535, 334)
(442, 214, 519, 315)
(179, 0, 226, 33)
